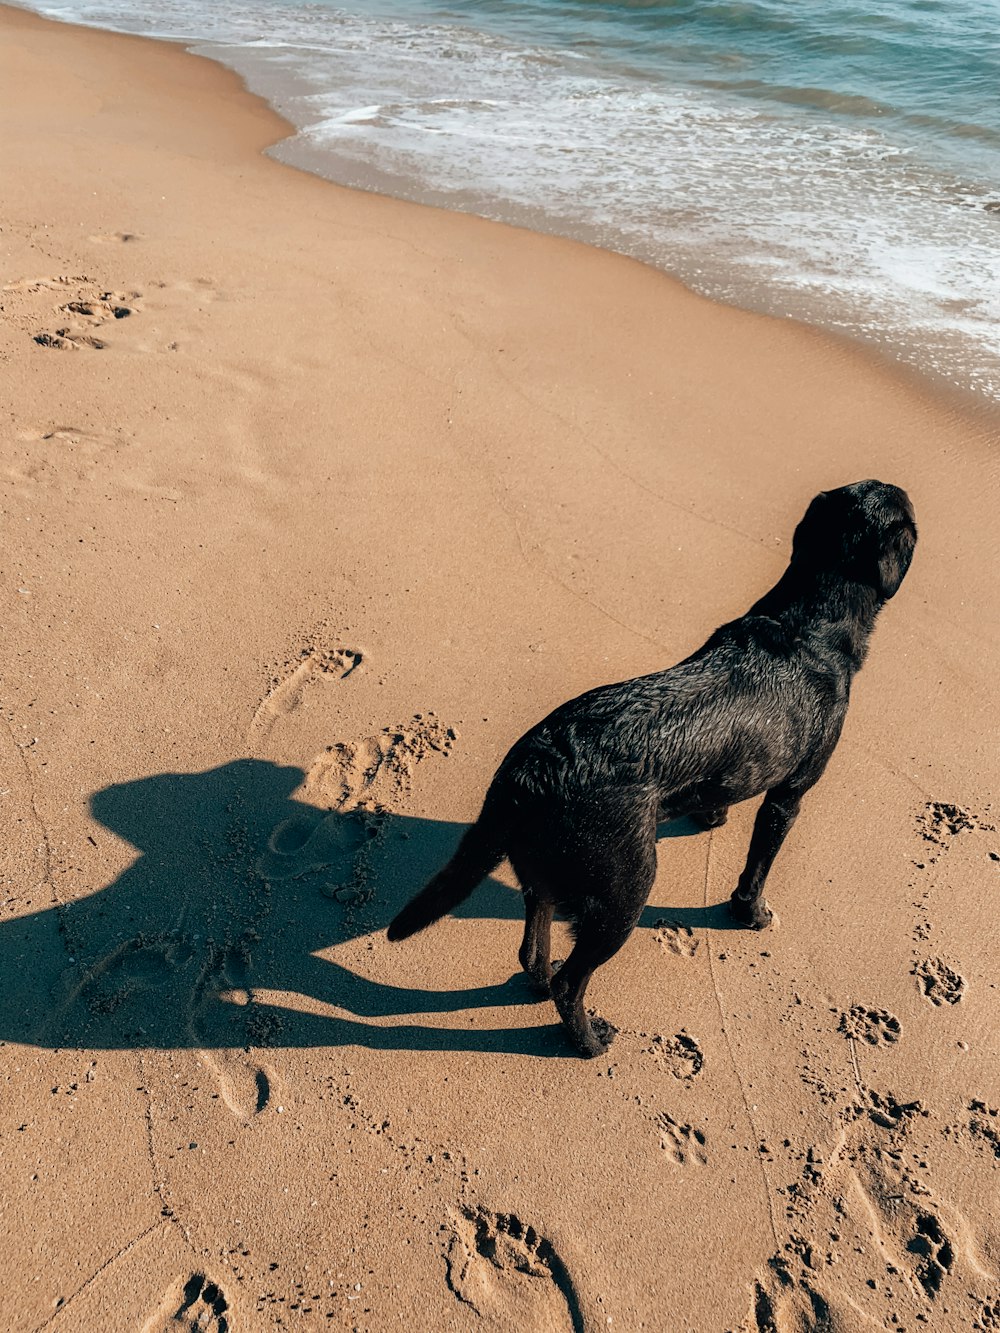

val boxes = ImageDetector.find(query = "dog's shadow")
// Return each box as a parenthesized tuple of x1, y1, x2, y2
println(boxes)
(1, 760, 736, 1058)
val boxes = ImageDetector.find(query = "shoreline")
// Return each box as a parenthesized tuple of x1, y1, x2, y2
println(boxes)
(6, 1, 1000, 427)
(2, 5, 999, 1331)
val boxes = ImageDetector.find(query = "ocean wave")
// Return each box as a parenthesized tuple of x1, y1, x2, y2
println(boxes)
(23, 0, 1000, 400)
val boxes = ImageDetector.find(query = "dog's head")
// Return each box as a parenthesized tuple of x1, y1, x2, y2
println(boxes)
(792, 480, 917, 600)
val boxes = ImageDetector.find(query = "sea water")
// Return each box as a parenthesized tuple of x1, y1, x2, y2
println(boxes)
(23, 0, 1000, 401)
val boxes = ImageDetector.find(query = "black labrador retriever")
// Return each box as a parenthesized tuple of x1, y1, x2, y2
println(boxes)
(388, 480, 917, 1056)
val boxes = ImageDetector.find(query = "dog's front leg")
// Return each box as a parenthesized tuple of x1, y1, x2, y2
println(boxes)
(729, 787, 804, 929)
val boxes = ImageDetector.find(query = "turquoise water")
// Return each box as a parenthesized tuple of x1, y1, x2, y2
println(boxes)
(367, 0, 1000, 172)
(26, 0, 1000, 399)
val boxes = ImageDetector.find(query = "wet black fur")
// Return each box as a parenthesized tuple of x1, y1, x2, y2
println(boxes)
(388, 481, 917, 1057)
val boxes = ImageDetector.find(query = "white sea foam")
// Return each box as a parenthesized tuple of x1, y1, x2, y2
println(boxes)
(26, 0, 1000, 400)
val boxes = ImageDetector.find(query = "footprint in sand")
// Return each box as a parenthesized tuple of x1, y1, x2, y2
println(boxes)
(749, 1197, 956, 1328)
(838, 1005, 901, 1046)
(3, 273, 91, 294)
(975, 1295, 1000, 1330)
(913, 917, 932, 942)
(6, 425, 126, 491)
(30, 283, 143, 350)
(34, 329, 108, 350)
(252, 643, 459, 928)
(88, 231, 141, 244)
(913, 956, 965, 1006)
(946, 1099, 1000, 1163)
(23, 424, 112, 447)
(640, 1031, 704, 1080)
(258, 808, 374, 901)
(59, 932, 272, 1120)
(143, 1272, 229, 1333)
(12, 425, 182, 501)
(248, 646, 364, 750)
(750, 1272, 833, 1333)
(170, 276, 224, 299)
(908, 1212, 954, 1298)
(197, 1047, 272, 1122)
(445, 1206, 583, 1333)
(58, 292, 138, 324)
(652, 918, 699, 957)
(188, 946, 275, 1122)
(915, 800, 995, 866)
(750, 1078, 1000, 1330)
(655, 1111, 707, 1165)
(53, 931, 196, 1031)
(304, 715, 456, 812)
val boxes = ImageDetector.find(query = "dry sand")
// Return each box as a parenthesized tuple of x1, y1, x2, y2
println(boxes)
(2, 6, 999, 1329)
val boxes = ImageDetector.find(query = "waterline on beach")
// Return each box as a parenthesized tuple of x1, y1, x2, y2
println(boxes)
(21, 0, 1000, 402)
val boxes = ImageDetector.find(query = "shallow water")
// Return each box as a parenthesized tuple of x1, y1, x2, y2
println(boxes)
(25, 0, 1000, 401)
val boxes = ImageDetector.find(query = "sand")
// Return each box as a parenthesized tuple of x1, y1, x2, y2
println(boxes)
(2, 5, 999, 1330)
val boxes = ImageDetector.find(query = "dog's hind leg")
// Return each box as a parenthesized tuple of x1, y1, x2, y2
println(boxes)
(729, 784, 805, 929)
(551, 895, 651, 1057)
(517, 888, 556, 995)
(549, 823, 657, 1057)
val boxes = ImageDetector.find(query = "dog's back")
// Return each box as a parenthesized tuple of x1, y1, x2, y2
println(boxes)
(491, 615, 850, 829)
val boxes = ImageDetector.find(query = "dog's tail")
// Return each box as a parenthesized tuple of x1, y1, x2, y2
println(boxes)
(387, 798, 506, 942)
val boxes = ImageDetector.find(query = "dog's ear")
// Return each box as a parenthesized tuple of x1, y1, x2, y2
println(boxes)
(877, 518, 917, 599)
(791, 490, 835, 565)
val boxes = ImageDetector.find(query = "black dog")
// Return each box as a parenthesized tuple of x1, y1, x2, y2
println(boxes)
(388, 481, 917, 1056)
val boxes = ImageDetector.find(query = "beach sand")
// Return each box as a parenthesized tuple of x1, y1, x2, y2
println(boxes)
(2, 5, 999, 1329)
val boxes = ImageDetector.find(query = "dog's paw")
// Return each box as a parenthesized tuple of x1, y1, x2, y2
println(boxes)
(575, 1013, 618, 1058)
(729, 893, 773, 930)
(694, 806, 729, 830)
(516, 965, 552, 999)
